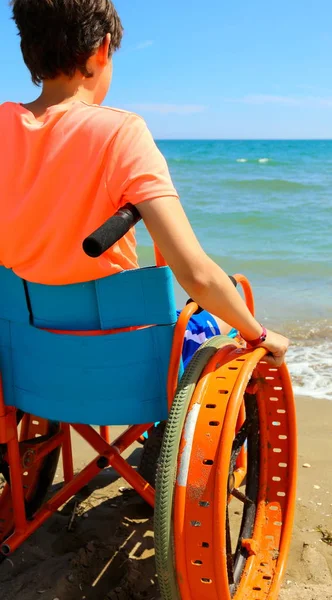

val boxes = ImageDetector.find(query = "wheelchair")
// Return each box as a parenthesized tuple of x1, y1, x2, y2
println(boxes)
(0, 204, 297, 599)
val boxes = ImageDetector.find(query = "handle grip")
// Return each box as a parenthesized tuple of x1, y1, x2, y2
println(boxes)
(83, 203, 142, 258)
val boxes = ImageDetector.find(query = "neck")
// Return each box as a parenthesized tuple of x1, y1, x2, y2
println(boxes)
(42, 78, 96, 105)
(25, 76, 98, 116)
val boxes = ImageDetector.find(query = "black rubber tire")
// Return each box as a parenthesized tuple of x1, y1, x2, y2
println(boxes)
(138, 422, 166, 486)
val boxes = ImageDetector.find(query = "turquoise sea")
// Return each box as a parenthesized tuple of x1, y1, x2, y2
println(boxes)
(137, 140, 332, 400)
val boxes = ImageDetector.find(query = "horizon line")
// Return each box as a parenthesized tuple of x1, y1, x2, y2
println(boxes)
(155, 138, 332, 142)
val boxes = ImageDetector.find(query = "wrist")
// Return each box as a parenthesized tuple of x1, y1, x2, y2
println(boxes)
(241, 325, 267, 347)
(238, 320, 263, 342)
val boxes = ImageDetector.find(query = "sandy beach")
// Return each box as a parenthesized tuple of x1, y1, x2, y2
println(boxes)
(0, 395, 331, 600)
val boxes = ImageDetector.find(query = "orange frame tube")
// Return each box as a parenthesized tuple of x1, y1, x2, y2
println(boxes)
(0, 419, 156, 557)
(234, 273, 255, 316)
(61, 423, 74, 483)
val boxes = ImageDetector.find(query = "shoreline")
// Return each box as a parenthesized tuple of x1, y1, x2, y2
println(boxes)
(1, 395, 331, 599)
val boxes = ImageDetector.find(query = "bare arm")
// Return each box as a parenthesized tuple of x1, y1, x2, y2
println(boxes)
(138, 197, 261, 339)
(138, 196, 289, 366)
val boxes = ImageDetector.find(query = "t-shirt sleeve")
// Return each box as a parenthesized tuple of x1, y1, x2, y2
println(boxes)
(106, 113, 179, 210)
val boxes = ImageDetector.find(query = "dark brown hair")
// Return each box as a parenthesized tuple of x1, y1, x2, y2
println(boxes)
(11, 0, 123, 85)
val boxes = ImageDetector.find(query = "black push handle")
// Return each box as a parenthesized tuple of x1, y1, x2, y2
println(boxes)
(83, 204, 238, 302)
(83, 203, 142, 258)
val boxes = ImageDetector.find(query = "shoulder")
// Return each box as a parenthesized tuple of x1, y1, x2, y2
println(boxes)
(78, 102, 146, 127)
(0, 102, 19, 114)
(66, 102, 148, 144)
(73, 102, 149, 143)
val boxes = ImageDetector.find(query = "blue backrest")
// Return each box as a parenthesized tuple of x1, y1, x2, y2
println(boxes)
(0, 266, 177, 425)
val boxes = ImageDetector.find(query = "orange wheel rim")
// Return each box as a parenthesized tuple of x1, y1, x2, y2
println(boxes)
(173, 348, 297, 599)
(174, 343, 239, 599)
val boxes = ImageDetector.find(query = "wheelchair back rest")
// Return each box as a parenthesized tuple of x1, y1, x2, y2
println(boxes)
(0, 266, 177, 425)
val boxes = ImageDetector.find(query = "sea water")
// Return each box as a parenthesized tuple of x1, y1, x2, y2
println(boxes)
(136, 140, 332, 400)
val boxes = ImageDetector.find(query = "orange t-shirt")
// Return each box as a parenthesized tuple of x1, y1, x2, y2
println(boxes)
(0, 101, 178, 284)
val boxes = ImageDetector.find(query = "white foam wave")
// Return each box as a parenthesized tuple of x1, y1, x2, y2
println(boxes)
(286, 342, 332, 401)
(258, 158, 270, 163)
(236, 158, 247, 163)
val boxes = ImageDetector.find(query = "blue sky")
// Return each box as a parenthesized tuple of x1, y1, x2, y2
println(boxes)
(0, 0, 331, 139)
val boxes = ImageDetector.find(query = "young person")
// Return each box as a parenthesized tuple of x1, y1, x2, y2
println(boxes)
(0, 0, 289, 367)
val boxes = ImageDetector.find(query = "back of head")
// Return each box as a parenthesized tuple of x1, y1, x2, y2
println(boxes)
(11, 0, 123, 85)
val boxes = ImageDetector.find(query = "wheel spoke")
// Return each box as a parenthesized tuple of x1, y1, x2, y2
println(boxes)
(232, 420, 248, 452)
(226, 505, 235, 585)
(231, 487, 254, 505)
(229, 420, 249, 474)
(227, 393, 260, 593)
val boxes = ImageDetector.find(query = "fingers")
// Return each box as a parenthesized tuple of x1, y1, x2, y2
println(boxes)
(264, 353, 286, 368)
(258, 330, 290, 369)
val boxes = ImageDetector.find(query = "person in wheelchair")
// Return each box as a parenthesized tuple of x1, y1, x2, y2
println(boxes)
(0, 0, 288, 367)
